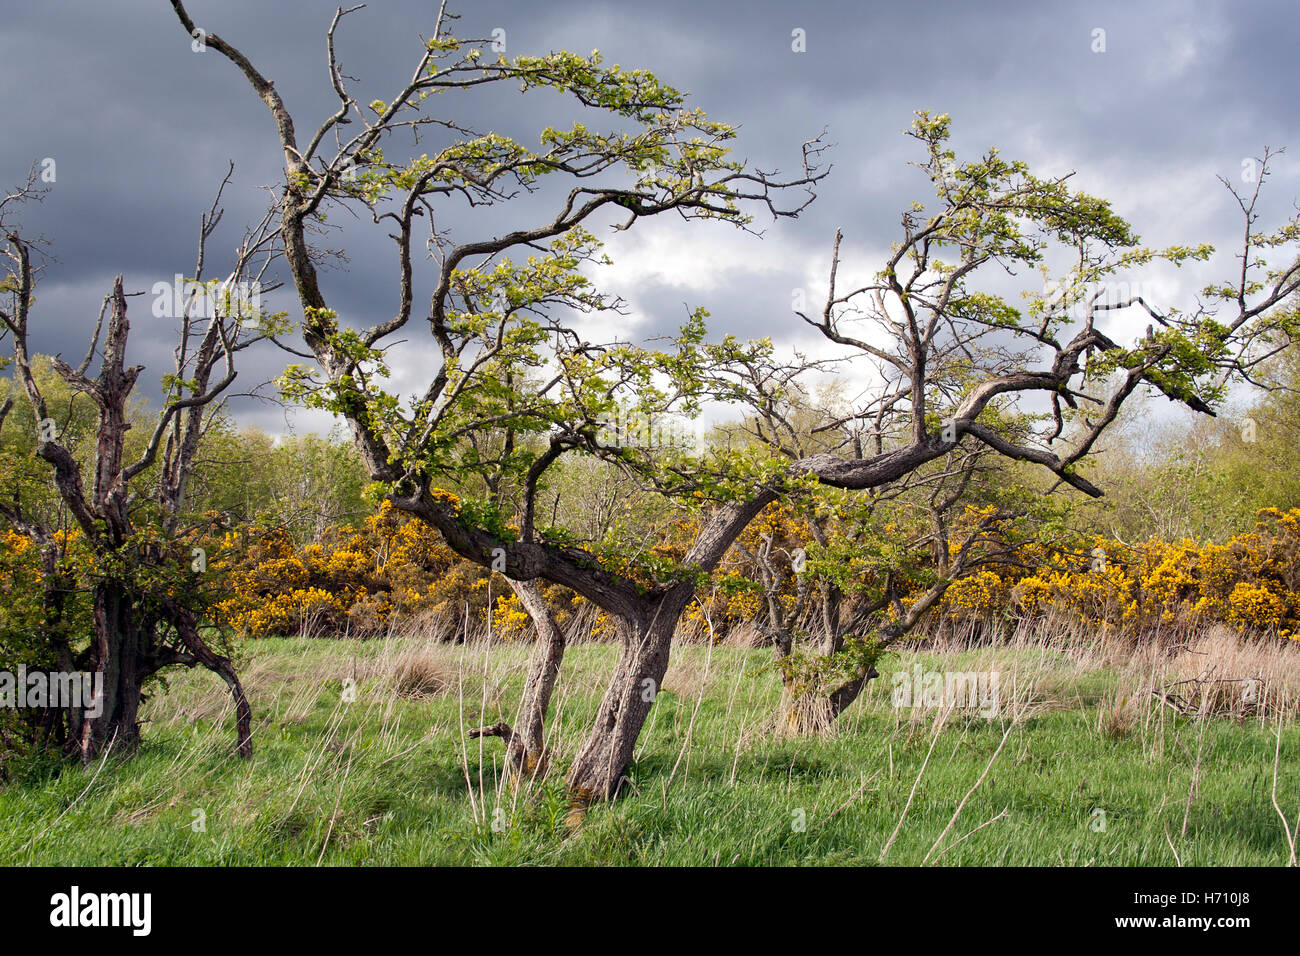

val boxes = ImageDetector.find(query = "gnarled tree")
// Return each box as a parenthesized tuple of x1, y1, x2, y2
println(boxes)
(169, 1, 825, 797)
(729, 116, 1300, 734)
(0, 165, 277, 762)
(173, 0, 1300, 801)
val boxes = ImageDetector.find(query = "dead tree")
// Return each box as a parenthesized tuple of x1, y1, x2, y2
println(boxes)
(0, 165, 277, 762)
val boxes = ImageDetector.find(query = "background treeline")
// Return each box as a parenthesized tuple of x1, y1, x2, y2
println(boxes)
(5, 348, 1300, 668)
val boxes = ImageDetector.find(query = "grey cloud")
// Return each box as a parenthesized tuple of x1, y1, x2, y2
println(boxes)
(2, 0, 1296, 427)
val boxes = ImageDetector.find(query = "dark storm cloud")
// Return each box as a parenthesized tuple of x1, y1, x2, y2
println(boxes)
(2, 0, 1297, 429)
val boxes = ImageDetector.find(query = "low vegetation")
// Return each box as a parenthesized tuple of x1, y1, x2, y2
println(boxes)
(2, 617, 1297, 866)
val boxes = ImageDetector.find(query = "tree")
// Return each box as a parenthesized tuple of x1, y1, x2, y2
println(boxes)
(0, 165, 278, 762)
(737, 119, 1300, 729)
(170, 1, 825, 797)
(730, 433, 1029, 734)
(174, 0, 1300, 800)
(1070, 338, 1300, 542)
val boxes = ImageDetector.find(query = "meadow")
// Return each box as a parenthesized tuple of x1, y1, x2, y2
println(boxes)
(3, 623, 1297, 867)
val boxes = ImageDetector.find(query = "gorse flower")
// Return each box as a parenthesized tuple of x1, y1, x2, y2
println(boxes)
(18, 502, 1291, 643)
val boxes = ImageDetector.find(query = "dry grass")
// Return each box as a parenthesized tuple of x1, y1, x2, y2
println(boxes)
(1098, 694, 1137, 739)
(144, 607, 1300, 812)
(389, 649, 454, 700)
(662, 652, 719, 701)
(28, 603, 1296, 866)
(720, 621, 768, 649)
(916, 613, 1300, 723)
(1134, 625, 1300, 720)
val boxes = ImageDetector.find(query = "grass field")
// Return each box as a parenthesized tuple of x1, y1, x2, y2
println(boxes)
(2, 629, 1298, 866)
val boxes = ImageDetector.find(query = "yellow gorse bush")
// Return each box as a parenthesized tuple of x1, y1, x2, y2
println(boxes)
(210, 498, 592, 638)
(15, 497, 1290, 643)
(925, 507, 1300, 639)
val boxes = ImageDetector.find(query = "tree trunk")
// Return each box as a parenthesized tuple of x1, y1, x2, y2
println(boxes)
(80, 581, 144, 763)
(169, 601, 254, 758)
(565, 589, 690, 801)
(210, 658, 254, 759)
(777, 665, 880, 736)
(470, 578, 566, 779)
(505, 579, 565, 776)
(778, 683, 834, 736)
(775, 587, 880, 736)
(78, 587, 256, 763)
(40, 549, 81, 754)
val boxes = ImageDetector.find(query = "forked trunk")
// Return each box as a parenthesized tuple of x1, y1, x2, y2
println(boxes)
(778, 665, 878, 736)
(565, 588, 690, 801)
(772, 597, 879, 736)
(78, 587, 255, 763)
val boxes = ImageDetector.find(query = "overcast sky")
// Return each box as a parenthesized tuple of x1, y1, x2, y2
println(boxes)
(4, 0, 1298, 437)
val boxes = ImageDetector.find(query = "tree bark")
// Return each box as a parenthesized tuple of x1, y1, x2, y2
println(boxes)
(505, 579, 565, 776)
(470, 578, 566, 779)
(80, 581, 144, 762)
(565, 587, 691, 801)
(778, 664, 880, 736)
(773, 583, 882, 735)
(169, 604, 254, 758)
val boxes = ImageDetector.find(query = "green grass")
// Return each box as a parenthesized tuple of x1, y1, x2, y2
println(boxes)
(1, 635, 1296, 865)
